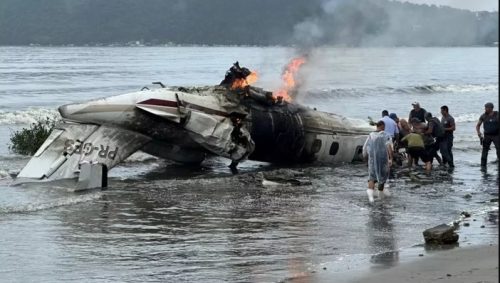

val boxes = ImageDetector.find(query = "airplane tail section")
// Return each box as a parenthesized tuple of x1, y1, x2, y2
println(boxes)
(15, 122, 151, 183)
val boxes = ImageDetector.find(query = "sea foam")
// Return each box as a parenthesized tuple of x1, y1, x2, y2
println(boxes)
(0, 108, 60, 125)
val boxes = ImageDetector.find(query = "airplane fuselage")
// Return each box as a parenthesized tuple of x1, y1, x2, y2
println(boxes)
(58, 86, 370, 165)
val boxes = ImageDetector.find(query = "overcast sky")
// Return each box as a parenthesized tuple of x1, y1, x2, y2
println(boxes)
(396, 0, 498, 11)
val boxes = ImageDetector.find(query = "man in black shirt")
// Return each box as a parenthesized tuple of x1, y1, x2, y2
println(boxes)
(424, 112, 444, 166)
(440, 105, 455, 167)
(409, 102, 427, 123)
(476, 102, 499, 168)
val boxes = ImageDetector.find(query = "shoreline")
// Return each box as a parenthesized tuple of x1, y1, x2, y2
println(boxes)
(286, 208, 498, 283)
(288, 244, 499, 283)
(350, 244, 499, 283)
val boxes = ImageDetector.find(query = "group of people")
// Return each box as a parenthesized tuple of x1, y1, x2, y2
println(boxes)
(362, 101, 499, 203)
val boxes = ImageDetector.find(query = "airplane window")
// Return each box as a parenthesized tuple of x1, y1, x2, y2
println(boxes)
(329, 142, 339, 155)
(352, 145, 364, 162)
(311, 139, 322, 154)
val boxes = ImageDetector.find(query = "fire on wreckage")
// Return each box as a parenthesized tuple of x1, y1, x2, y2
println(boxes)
(15, 62, 370, 185)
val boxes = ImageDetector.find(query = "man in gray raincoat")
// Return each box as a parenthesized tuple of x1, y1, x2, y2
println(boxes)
(363, 120, 394, 203)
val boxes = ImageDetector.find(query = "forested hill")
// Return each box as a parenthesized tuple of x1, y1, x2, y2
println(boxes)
(0, 0, 497, 46)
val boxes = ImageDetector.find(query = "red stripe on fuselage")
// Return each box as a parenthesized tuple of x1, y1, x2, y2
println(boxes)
(138, 99, 178, 108)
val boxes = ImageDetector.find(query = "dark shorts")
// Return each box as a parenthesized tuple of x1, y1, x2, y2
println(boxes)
(407, 147, 431, 162)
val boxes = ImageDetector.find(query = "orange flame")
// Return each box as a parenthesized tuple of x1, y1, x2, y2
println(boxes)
(230, 71, 258, 90)
(274, 57, 306, 102)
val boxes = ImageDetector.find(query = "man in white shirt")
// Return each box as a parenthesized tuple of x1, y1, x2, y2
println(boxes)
(381, 110, 399, 140)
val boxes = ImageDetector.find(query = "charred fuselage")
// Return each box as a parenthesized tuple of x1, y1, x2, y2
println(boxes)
(17, 57, 371, 185)
(17, 83, 370, 183)
(58, 85, 369, 165)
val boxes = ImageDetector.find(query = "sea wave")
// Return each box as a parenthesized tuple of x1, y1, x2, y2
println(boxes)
(0, 192, 102, 214)
(453, 144, 482, 152)
(0, 108, 60, 125)
(305, 83, 498, 99)
(453, 113, 480, 123)
(123, 151, 158, 163)
(419, 84, 498, 93)
(0, 169, 9, 179)
(454, 134, 483, 143)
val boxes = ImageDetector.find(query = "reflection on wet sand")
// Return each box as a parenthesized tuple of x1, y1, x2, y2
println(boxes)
(480, 165, 500, 183)
(367, 203, 399, 270)
(424, 242, 459, 252)
(487, 210, 498, 224)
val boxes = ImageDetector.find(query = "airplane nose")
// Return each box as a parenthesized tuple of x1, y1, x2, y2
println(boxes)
(58, 104, 71, 119)
(58, 103, 85, 120)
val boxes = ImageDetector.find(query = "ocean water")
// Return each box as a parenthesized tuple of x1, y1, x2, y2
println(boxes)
(0, 47, 498, 282)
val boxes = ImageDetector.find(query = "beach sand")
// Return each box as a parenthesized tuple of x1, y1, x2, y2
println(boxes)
(295, 244, 499, 283)
(350, 244, 499, 283)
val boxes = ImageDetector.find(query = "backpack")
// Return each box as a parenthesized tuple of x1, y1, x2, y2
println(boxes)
(431, 117, 445, 138)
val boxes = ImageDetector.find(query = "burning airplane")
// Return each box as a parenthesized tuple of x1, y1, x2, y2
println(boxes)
(16, 61, 370, 186)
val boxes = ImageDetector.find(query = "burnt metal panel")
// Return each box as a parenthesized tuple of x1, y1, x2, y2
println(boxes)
(248, 106, 305, 163)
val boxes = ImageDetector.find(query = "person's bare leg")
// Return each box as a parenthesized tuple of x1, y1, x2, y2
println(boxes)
(408, 156, 413, 170)
(378, 182, 390, 198)
(435, 152, 442, 165)
(367, 180, 375, 202)
(425, 161, 432, 173)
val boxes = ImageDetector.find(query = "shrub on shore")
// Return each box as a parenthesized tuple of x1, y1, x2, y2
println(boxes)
(9, 117, 59, 155)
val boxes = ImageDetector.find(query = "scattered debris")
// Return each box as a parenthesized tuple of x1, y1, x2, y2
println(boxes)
(239, 169, 313, 187)
(460, 211, 471, 218)
(393, 164, 455, 185)
(261, 169, 312, 186)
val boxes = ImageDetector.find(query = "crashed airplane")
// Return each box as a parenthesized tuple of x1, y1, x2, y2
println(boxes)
(16, 62, 370, 187)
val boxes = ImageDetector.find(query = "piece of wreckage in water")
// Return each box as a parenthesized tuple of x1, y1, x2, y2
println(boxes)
(15, 63, 370, 188)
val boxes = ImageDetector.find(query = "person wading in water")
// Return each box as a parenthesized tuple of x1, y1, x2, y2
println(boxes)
(476, 102, 499, 169)
(440, 105, 455, 168)
(363, 120, 393, 203)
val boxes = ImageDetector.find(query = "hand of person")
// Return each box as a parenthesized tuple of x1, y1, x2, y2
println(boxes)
(388, 159, 393, 167)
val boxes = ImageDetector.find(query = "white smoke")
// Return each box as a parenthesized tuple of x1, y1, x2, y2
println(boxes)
(293, 20, 324, 48)
(291, 0, 497, 47)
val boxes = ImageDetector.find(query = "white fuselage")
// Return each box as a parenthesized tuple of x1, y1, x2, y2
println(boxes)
(58, 87, 371, 165)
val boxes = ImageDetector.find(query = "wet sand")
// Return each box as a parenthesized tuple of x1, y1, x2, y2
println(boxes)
(294, 244, 499, 283)
(284, 207, 499, 283)
(350, 244, 499, 283)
